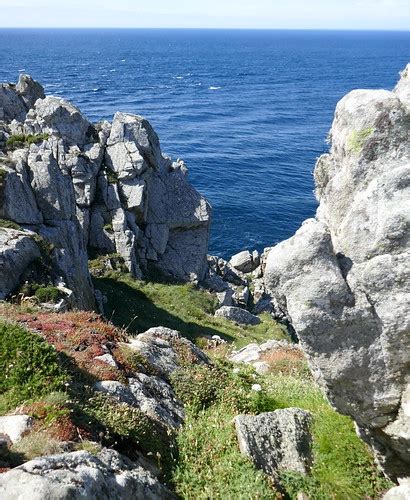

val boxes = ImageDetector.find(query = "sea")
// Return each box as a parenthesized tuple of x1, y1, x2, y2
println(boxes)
(0, 29, 409, 258)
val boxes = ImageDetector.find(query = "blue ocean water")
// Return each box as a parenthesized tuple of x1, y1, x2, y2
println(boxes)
(0, 29, 409, 258)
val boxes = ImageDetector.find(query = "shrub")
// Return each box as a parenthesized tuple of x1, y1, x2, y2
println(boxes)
(34, 286, 63, 304)
(171, 359, 276, 415)
(0, 218, 21, 230)
(6, 133, 49, 151)
(0, 321, 68, 413)
(83, 393, 176, 471)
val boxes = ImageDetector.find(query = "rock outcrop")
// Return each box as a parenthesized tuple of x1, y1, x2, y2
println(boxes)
(0, 75, 211, 308)
(264, 65, 410, 479)
(235, 408, 313, 482)
(0, 449, 175, 499)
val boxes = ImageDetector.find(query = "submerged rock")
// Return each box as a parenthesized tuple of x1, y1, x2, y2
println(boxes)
(264, 64, 410, 479)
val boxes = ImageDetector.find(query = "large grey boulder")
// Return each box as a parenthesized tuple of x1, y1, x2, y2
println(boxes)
(16, 74, 45, 109)
(24, 96, 94, 145)
(264, 66, 410, 479)
(384, 478, 410, 499)
(0, 228, 40, 300)
(214, 305, 261, 325)
(128, 373, 185, 429)
(0, 449, 175, 499)
(234, 408, 313, 480)
(0, 154, 43, 224)
(229, 250, 256, 273)
(0, 82, 27, 122)
(0, 415, 33, 443)
(0, 74, 211, 305)
(126, 326, 210, 379)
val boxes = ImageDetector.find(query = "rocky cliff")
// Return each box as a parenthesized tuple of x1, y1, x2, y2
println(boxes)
(264, 65, 410, 480)
(0, 75, 211, 309)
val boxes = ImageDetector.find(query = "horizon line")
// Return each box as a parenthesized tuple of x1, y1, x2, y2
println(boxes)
(1, 27, 409, 32)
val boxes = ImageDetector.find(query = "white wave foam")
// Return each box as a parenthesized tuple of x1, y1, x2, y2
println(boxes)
(209, 86, 221, 90)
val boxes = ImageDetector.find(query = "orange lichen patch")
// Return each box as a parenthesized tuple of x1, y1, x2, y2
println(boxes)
(0, 304, 127, 382)
(0, 468, 10, 473)
(259, 346, 308, 376)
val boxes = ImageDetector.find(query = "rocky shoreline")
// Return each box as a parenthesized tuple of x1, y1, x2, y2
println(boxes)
(0, 65, 409, 498)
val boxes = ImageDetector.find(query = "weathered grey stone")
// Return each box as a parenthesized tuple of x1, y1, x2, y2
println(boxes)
(217, 288, 234, 307)
(264, 66, 410, 479)
(94, 381, 137, 407)
(0, 415, 33, 443)
(0, 83, 27, 122)
(24, 96, 93, 145)
(128, 373, 184, 429)
(0, 74, 212, 308)
(127, 326, 209, 379)
(38, 220, 95, 310)
(0, 228, 40, 300)
(214, 306, 260, 325)
(106, 112, 160, 175)
(229, 250, 255, 273)
(0, 154, 43, 224)
(16, 74, 45, 109)
(235, 408, 313, 479)
(28, 143, 76, 220)
(384, 478, 410, 499)
(95, 353, 117, 368)
(0, 449, 175, 499)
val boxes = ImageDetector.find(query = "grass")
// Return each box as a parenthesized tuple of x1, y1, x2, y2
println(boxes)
(0, 275, 392, 498)
(171, 358, 392, 499)
(0, 320, 68, 414)
(34, 286, 63, 304)
(93, 271, 288, 348)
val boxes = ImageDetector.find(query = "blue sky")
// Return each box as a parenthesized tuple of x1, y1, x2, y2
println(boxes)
(0, 0, 409, 30)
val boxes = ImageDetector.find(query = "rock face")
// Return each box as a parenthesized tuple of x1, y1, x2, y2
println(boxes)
(0, 415, 33, 443)
(0, 449, 175, 499)
(126, 326, 210, 379)
(264, 65, 410, 479)
(214, 305, 261, 325)
(235, 408, 313, 481)
(0, 75, 211, 308)
(384, 478, 410, 500)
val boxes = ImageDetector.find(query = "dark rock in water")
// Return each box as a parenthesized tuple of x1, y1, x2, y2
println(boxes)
(235, 408, 313, 481)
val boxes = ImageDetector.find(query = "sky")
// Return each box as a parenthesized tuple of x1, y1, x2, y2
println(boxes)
(0, 0, 409, 30)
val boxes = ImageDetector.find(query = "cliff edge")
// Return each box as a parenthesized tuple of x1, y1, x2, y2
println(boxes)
(0, 75, 211, 309)
(265, 64, 410, 480)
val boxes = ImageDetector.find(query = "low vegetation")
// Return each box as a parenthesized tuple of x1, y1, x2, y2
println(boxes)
(0, 320, 68, 414)
(92, 269, 288, 348)
(5, 133, 49, 151)
(0, 218, 21, 230)
(0, 275, 392, 497)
